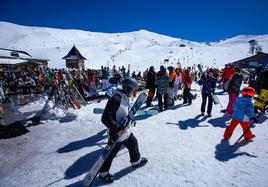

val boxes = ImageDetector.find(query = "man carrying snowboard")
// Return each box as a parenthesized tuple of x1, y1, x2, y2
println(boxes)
(99, 77, 148, 183)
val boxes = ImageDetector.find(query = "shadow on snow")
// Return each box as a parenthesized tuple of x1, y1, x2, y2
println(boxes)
(57, 129, 106, 153)
(207, 115, 231, 128)
(166, 114, 209, 130)
(215, 139, 257, 162)
(64, 148, 103, 180)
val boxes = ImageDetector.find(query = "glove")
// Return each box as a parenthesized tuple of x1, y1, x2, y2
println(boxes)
(110, 122, 123, 134)
(250, 116, 258, 123)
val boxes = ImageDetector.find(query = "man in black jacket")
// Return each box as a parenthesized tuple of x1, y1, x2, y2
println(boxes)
(145, 66, 156, 107)
(99, 78, 148, 183)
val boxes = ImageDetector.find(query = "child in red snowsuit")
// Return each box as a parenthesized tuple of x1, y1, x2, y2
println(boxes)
(223, 87, 256, 141)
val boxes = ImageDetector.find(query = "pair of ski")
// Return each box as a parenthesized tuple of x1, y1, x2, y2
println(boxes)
(83, 92, 147, 186)
(54, 74, 87, 110)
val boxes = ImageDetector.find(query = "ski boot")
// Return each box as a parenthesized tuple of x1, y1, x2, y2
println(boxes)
(132, 157, 148, 169)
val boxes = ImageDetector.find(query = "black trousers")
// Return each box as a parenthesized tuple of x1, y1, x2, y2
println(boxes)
(100, 133, 140, 173)
(183, 88, 192, 104)
(201, 93, 213, 114)
(157, 93, 168, 111)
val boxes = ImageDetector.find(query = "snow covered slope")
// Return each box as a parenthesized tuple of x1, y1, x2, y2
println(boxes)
(0, 85, 268, 187)
(1, 21, 268, 71)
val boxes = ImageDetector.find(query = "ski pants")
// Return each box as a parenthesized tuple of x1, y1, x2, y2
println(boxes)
(157, 93, 168, 111)
(223, 119, 254, 140)
(183, 88, 192, 104)
(146, 88, 155, 106)
(201, 93, 213, 114)
(226, 92, 237, 115)
(100, 133, 141, 173)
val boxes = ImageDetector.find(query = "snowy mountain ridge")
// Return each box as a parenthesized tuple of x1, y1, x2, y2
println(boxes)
(0, 21, 268, 71)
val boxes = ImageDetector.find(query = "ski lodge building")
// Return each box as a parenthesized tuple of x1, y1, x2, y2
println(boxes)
(0, 48, 49, 71)
(230, 52, 268, 69)
(62, 46, 86, 70)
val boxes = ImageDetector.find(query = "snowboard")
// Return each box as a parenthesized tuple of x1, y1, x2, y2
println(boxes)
(93, 107, 158, 116)
(83, 92, 147, 186)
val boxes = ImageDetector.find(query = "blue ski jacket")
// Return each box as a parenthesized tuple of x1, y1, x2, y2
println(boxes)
(231, 96, 254, 122)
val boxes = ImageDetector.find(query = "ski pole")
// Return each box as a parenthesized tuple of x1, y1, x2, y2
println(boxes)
(234, 121, 255, 144)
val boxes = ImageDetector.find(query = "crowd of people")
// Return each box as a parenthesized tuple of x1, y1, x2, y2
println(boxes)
(1, 62, 267, 113)
(98, 62, 268, 183)
(1, 62, 268, 184)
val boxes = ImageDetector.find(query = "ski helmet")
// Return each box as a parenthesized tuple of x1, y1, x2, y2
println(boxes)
(122, 77, 138, 90)
(241, 86, 255, 97)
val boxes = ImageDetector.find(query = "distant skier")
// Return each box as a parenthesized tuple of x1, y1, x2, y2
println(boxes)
(100, 77, 148, 183)
(223, 86, 257, 141)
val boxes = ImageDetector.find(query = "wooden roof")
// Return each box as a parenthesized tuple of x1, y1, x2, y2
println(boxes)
(62, 46, 87, 60)
(231, 52, 268, 68)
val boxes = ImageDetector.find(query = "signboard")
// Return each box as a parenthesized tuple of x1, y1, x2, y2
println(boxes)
(248, 61, 258, 67)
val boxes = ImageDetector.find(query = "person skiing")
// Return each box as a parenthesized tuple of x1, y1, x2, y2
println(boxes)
(197, 69, 217, 117)
(99, 77, 148, 183)
(223, 86, 257, 141)
(145, 66, 156, 107)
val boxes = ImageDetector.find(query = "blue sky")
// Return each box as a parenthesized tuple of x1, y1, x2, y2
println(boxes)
(1, 0, 268, 42)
